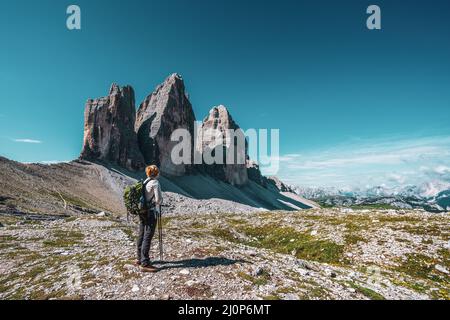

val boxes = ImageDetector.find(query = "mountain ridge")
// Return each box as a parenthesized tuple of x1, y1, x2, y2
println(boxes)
(294, 184, 450, 213)
(80, 73, 277, 190)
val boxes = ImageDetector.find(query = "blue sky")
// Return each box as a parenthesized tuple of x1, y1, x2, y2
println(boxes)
(1, 0, 449, 190)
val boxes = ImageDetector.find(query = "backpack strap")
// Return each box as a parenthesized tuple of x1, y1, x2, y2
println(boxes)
(147, 194, 156, 208)
(143, 178, 152, 187)
(142, 178, 156, 208)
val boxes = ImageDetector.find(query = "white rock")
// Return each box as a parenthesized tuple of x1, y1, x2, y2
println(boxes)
(310, 230, 318, 236)
(435, 264, 449, 274)
(131, 285, 140, 292)
(97, 212, 106, 217)
(180, 269, 190, 275)
(445, 241, 450, 250)
(248, 250, 257, 257)
(185, 280, 196, 286)
(284, 293, 299, 300)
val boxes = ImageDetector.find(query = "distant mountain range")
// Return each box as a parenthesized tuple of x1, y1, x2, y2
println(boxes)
(293, 183, 450, 213)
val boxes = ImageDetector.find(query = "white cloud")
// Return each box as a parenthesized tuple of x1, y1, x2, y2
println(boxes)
(12, 138, 42, 144)
(387, 173, 406, 184)
(434, 165, 450, 175)
(285, 145, 444, 170)
(283, 153, 302, 158)
(420, 165, 450, 182)
(273, 134, 450, 189)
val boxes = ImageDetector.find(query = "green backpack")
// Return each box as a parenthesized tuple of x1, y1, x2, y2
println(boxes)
(124, 179, 152, 220)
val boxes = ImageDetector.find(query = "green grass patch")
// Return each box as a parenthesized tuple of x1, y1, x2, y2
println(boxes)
(399, 224, 444, 237)
(212, 222, 345, 265)
(348, 282, 385, 300)
(50, 191, 97, 211)
(391, 278, 429, 294)
(350, 204, 398, 210)
(344, 233, 366, 245)
(0, 235, 19, 242)
(189, 220, 207, 229)
(262, 294, 281, 300)
(395, 254, 447, 284)
(211, 228, 239, 243)
(377, 216, 421, 223)
(239, 224, 345, 265)
(275, 286, 297, 295)
(237, 270, 271, 286)
(120, 227, 136, 242)
(437, 248, 450, 265)
(43, 230, 84, 248)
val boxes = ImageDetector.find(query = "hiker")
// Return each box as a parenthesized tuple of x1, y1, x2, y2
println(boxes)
(136, 165, 163, 272)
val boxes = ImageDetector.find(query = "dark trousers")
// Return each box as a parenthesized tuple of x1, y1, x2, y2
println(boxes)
(136, 209, 157, 266)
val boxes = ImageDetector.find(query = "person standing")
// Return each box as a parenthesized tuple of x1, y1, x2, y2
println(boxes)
(136, 165, 163, 272)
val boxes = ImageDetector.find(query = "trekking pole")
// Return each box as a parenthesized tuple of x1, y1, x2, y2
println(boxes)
(158, 205, 163, 261)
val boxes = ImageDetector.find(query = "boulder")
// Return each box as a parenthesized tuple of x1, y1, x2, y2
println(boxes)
(135, 74, 196, 176)
(80, 84, 145, 171)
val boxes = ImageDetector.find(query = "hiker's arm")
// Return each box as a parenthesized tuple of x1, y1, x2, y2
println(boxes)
(154, 181, 163, 206)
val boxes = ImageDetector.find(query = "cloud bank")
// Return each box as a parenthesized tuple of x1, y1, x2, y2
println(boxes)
(12, 139, 42, 144)
(263, 135, 450, 193)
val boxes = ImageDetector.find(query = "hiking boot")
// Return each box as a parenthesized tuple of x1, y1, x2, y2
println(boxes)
(141, 265, 158, 273)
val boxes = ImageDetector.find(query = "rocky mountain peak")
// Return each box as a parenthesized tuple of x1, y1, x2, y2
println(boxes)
(78, 74, 269, 189)
(109, 83, 121, 95)
(203, 105, 239, 131)
(135, 74, 196, 176)
(79, 83, 145, 171)
(168, 72, 183, 81)
(200, 105, 248, 186)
